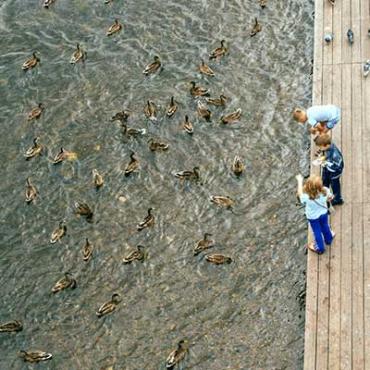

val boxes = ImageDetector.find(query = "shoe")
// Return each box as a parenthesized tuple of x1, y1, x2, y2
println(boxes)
(306, 242, 323, 254)
(326, 232, 335, 246)
(331, 199, 344, 206)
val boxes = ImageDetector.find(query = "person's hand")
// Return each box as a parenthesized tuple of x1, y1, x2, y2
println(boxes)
(295, 174, 303, 182)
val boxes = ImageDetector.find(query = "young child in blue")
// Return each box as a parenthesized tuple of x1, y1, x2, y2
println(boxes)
(314, 134, 344, 206)
(296, 174, 335, 254)
(293, 105, 341, 135)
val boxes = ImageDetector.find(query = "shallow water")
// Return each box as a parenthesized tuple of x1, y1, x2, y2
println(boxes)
(0, 0, 313, 369)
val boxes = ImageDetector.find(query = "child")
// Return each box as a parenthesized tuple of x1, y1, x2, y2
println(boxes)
(296, 174, 335, 254)
(314, 134, 344, 206)
(293, 105, 341, 135)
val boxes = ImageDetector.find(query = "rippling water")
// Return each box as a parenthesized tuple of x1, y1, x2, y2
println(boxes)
(0, 0, 314, 369)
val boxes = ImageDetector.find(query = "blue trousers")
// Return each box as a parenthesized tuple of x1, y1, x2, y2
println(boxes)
(308, 212, 333, 253)
(322, 171, 343, 203)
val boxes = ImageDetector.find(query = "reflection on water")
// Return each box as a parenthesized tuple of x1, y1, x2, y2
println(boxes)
(0, 0, 313, 368)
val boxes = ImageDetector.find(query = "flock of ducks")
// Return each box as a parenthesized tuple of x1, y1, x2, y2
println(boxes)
(3, 0, 268, 368)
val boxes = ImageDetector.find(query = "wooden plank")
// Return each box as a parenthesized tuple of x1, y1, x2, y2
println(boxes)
(352, 0, 362, 63)
(323, 0, 334, 64)
(363, 204, 370, 369)
(342, 0, 353, 63)
(360, 0, 370, 61)
(332, 0, 342, 64)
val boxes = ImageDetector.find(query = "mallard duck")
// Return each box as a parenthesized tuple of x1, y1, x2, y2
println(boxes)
(70, 43, 86, 64)
(82, 238, 93, 261)
(92, 169, 104, 188)
(259, 0, 267, 8)
(148, 138, 169, 151)
(0, 320, 23, 333)
(50, 221, 67, 244)
(144, 100, 158, 122)
(25, 137, 43, 160)
(250, 18, 262, 37)
(22, 53, 40, 71)
(194, 233, 215, 255)
(206, 94, 228, 107)
(96, 293, 121, 317)
(75, 201, 93, 219)
(206, 253, 232, 264)
(19, 350, 52, 363)
(221, 108, 242, 124)
(121, 123, 146, 137)
(166, 339, 189, 369)
(232, 155, 245, 175)
(199, 60, 215, 76)
(122, 245, 145, 263)
(137, 208, 154, 231)
(124, 151, 139, 176)
(51, 272, 77, 293)
(175, 167, 200, 182)
(43, 0, 56, 8)
(111, 110, 130, 122)
(25, 178, 38, 203)
(209, 40, 228, 60)
(167, 96, 178, 117)
(143, 56, 161, 75)
(210, 195, 235, 208)
(27, 103, 44, 121)
(182, 115, 194, 134)
(106, 19, 122, 36)
(190, 81, 210, 97)
(197, 101, 211, 121)
(52, 147, 70, 164)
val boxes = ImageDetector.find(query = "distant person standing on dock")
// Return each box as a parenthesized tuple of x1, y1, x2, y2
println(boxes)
(314, 134, 344, 206)
(296, 174, 335, 254)
(293, 105, 341, 135)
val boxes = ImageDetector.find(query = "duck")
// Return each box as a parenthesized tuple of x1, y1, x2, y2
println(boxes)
(70, 43, 86, 64)
(52, 147, 71, 164)
(25, 137, 43, 160)
(51, 272, 77, 293)
(111, 110, 130, 123)
(144, 100, 158, 122)
(206, 94, 228, 107)
(166, 339, 189, 369)
(206, 253, 232, 264)
(22, 52, 40, 71)
(43, 0, 56, 8)
(75, 201, 93, 220)
(197, 101, 211, 121)
(50, 221, 67, 244)
(209, 40, 228, 60)
(182, 115, 194, 134)
(19, 350, 52, 363)
(25, 178, 38, 203)
(250, 18, 262, 37)
(121, 123, 146, 137)
(175, 167, 200, 182)
(221, 108, 242, 124)
(199, 60, 215, 76)
(124, 152, 139, 176)
(96, 293, 121, 317)
(142, 56, 161, 75)
(122, 245, 145, 263)
(27, 103, 44, 121)
(194, 233, 215, 255)
(137, 208, 154, 231)
(190, 81, 210, 97)
(210, 195, 235, 208)
(166, 96, 178, 118)
(0, 320, 23, 333)
(259, 0, 267, 7)
(106, 19, 122, 36)
(148, 138, 169, 151)
(82, 238, 93, 262)
(92, 169, 104, 188)
(232, 155, 245, 176)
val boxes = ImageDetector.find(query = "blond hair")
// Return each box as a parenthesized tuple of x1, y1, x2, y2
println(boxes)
(303, 175, 327, 200)
(293, 108, 306, 122)
(314, 133, 331, 146)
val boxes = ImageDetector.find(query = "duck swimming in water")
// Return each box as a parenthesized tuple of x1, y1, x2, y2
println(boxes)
(137, 208, 154, 231)
(259, 0, 267, 8)
(75, 201, 93, 220)
(220, 108, 242, 124)
(250, 18, 262, 37)
(182, 115, 194, 134)
(52, 147, 73, 164)
(121, 123, 146, 137)
(197, 101, 211, 121)
(51, 272, 77, 293)
(194, 233, 215, 255)
(70, 43, 86, 64)
(206, 94, 228, 107)
(25, 178, 38, 203)
(92, 169, 104, 189)
(166, 96, 178, 118)
(148, 138, 169, 151)
(111, 110, 130, 123)
(43, 0, 56, 8)
(96, 293, 121, 317)
(25, 137, 43, 160)
(175, 167, 200, 182)
(124, 152, 139, 176)
(0, 320, 23, 333)
(19, 350, 52, 363)
(144, 100, 158, 122)
(143, 56, 161, 75)
(122, 245, 145, 263)
(22, 52, 40, 71)
(27, 103, 44, 121)
(106, 19, 122, 36)
(210, 195, 235, 208)
(206, 253, 232, 264)
(82, 238, 93, 262)
(50, 221, 67, 244)
(190, 81, 210, 97)
(232, 155, 245, 176)
(166, 339, 189, 369)
(199, 60, 215, 76)
(209, 40, 228, 60)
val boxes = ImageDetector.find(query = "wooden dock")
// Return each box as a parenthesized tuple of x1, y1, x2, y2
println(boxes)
(304, 0, 370, 368)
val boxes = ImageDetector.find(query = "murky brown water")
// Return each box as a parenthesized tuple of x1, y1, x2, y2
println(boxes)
(0, 0, 314, 369)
